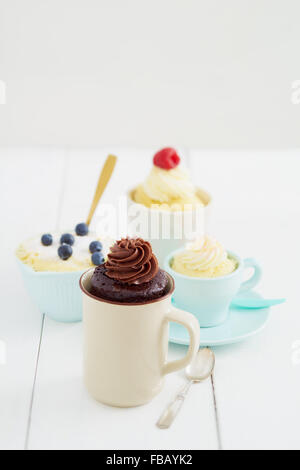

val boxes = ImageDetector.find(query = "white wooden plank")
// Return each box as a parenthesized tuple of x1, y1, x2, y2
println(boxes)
(28, 148, 218, 450)
(191, 150, 300, 450)
(0, 148, 65, 450)
(28, 320, 217, 450)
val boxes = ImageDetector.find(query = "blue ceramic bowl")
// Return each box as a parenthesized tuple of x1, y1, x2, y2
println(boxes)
(17, 257, 84, 322)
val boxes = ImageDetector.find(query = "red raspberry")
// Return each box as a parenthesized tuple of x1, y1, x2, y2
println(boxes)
(153, 147, 180, 170)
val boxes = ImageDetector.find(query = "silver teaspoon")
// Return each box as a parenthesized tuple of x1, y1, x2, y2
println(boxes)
(156, 348, 215, 429)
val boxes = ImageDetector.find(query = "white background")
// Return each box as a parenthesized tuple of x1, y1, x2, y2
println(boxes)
(0, 0, 300, 147)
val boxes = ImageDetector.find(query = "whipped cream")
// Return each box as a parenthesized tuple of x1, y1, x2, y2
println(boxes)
(143, 166, 198, 204)
(172, 236, 237, 278)
(17, 232, 112, 272)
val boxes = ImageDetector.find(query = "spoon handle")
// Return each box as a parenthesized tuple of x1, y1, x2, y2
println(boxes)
(86, 154, 117, 226)
(156, 381, 192, 429)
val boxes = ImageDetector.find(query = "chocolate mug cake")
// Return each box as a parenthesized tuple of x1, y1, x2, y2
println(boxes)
(90, 238, 169, 303)
(80, 237, 200, 407)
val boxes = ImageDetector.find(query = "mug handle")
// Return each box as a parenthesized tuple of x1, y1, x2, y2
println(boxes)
(239, 258, 262, 293)
(162, 306, 200, 375)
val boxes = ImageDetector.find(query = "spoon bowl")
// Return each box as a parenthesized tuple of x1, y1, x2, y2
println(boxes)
(186, 347, 215, 382)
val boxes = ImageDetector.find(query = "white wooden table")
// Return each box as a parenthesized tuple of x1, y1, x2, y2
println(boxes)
(0, 148, 299, 450)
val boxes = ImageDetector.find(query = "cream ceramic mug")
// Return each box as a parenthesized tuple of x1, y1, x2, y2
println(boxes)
(80, 269, 200, 407)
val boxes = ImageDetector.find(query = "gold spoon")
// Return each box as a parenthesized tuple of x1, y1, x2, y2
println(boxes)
(86, 154, 117, 226)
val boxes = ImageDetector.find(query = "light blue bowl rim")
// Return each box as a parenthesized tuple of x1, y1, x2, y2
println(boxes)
(164, 249, 243, 282)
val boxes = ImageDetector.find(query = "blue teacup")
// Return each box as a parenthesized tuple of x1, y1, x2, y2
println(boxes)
(165, 250, 262, 328)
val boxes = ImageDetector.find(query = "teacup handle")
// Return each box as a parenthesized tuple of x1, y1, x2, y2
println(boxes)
(162, 307, 200, 375)
(239, 258, 262, 293)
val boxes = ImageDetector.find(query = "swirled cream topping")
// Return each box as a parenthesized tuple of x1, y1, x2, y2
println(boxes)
(134, 166, 204, 211)
(105, 238, 159, 284)
(171, 236, 237, 278)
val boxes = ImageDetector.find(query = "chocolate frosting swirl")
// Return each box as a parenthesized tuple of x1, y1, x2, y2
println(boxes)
(105, 238, 159, 285)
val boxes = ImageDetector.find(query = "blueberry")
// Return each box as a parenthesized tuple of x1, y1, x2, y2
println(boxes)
(60, 233, 75, 246)
(58, 244, 73, 260)
(89, 240, 103, 254)
(75, 222, 89, 236)
(41, 234, 53, 246)
(91, 252, 105, 266)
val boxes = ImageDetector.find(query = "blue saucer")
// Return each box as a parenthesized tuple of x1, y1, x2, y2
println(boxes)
(169, 293, 271, 347)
